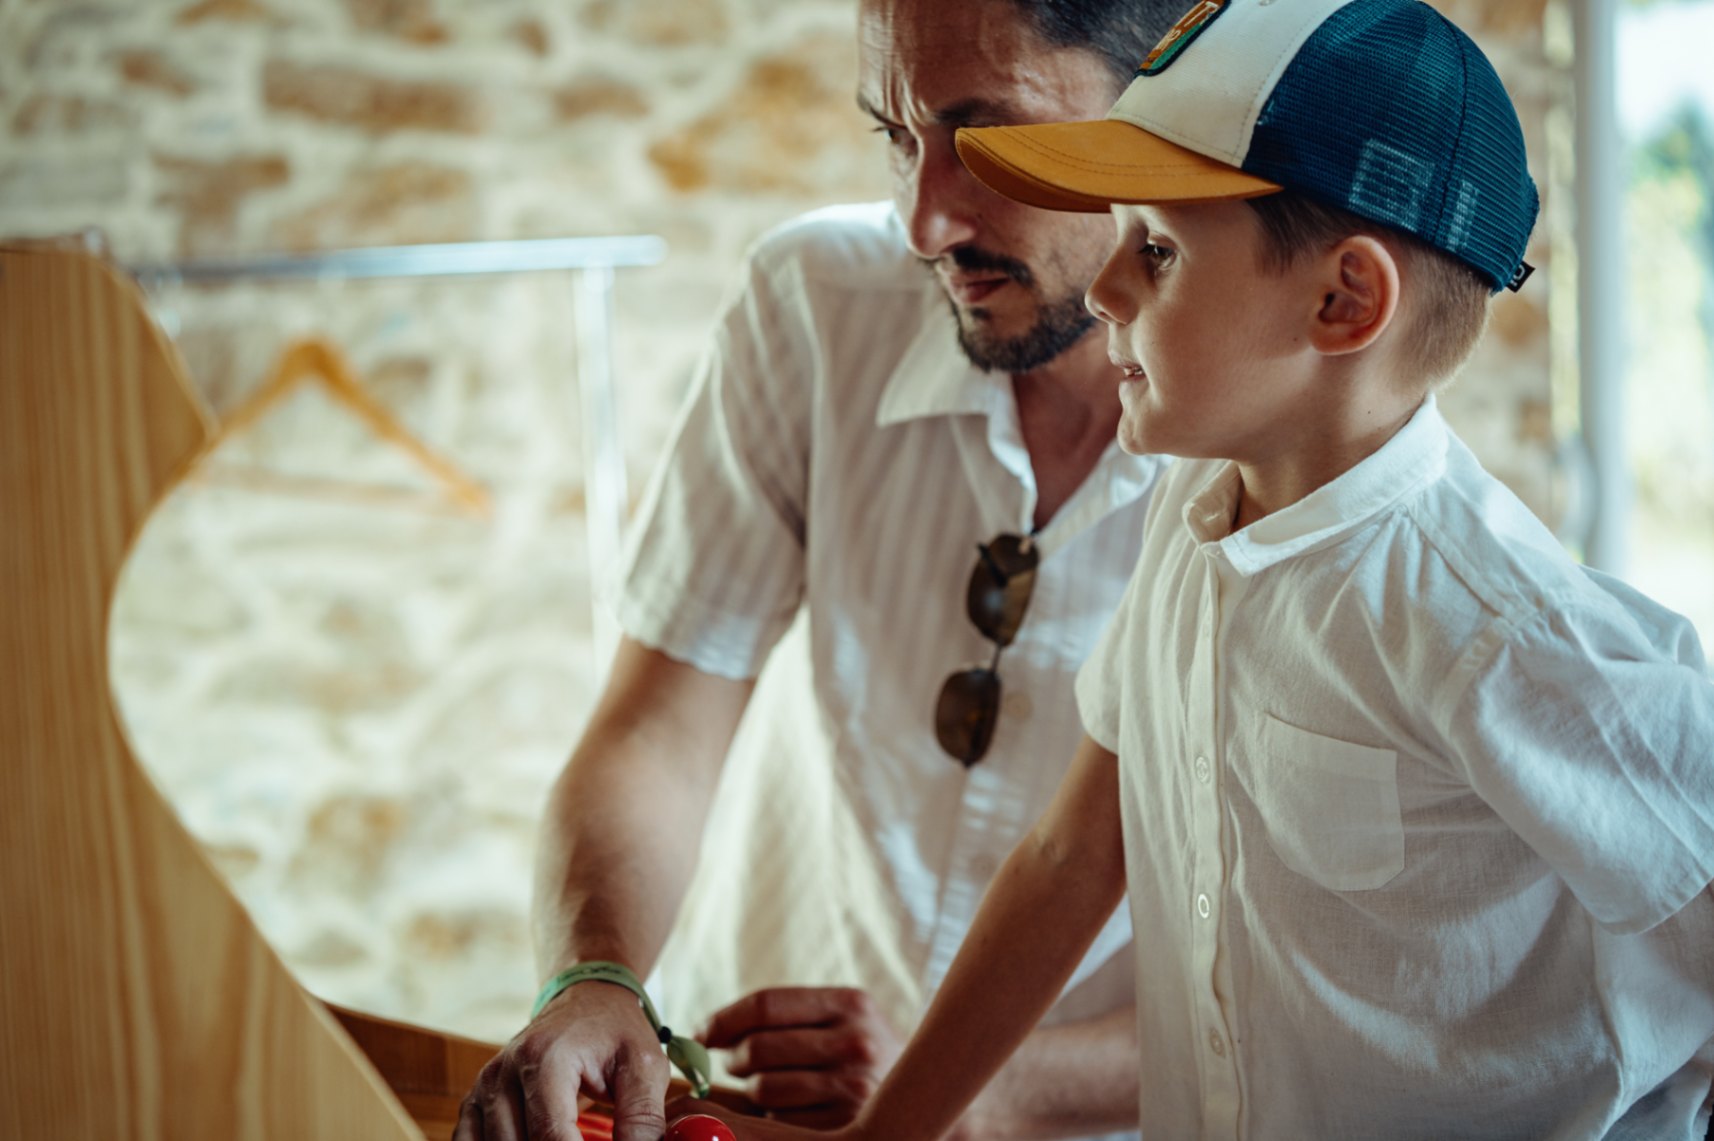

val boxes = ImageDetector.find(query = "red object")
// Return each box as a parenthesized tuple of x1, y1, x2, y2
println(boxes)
(664, 1112, 738, 1141)
(577, 1110, 615, 1140)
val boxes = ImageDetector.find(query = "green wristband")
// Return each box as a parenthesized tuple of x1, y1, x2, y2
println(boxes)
(532, 961, 712, 1099)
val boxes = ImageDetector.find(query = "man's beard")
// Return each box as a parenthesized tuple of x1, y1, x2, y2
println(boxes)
(931, 247, 1096, 374)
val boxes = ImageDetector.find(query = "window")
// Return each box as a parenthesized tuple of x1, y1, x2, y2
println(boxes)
(1618, 0, 1714, 643)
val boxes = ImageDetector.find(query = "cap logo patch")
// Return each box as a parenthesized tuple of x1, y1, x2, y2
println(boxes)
(1137, 0, 1229, 76)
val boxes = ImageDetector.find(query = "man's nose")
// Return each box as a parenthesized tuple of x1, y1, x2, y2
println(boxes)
(901, 145, 981, 261)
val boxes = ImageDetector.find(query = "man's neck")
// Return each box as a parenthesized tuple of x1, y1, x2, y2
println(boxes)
(1011, 331, 1123, 529)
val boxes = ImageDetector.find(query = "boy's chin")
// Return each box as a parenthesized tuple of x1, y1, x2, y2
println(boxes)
(1116, 409, 1157, 457)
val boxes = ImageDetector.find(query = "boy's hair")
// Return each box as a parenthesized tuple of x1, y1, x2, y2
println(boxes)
(1246, 191, 1491, 387)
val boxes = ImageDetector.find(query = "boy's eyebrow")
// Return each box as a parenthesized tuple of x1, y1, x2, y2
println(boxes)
(855, 93, 1021, 127)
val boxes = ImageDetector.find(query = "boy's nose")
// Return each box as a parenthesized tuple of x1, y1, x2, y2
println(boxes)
(1085, 249, 1133, 326)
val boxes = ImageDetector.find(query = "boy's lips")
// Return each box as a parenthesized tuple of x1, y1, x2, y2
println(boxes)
(1110, 353, 1146, 380)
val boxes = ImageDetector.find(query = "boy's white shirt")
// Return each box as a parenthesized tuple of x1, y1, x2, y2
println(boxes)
(1077, 397, 1714, 1140)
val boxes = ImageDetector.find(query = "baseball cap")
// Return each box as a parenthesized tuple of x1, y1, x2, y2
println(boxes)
(956, 0, 1539, 292)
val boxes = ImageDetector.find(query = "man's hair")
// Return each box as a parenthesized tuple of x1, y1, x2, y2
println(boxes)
(1001, 0, 1188, 89)
(1246, 191, 1492, 387)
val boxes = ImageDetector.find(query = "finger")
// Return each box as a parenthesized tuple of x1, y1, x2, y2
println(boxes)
(746, 1069, 872, 1113)
(766, 1106, 858, 1131)
(724, 1026, 876, 1076)
(452, 1095, 483, 1141)
(479, 1065, 529, 1141)
(700, 987, 867, 1047)
(608, 1044, 670, 1141)
(518, 1056, 586, 1141)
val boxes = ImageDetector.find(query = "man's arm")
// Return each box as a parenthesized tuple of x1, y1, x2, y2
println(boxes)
(456, 637, 754, 1141)
(699, 985, 1137, 1137)
(684, 735, 1131, 1141)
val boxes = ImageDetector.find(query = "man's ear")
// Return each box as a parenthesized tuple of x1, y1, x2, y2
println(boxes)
(1309, 235, 1400, 357)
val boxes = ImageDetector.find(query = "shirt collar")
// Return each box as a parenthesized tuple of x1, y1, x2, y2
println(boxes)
(1186, 396, 1451, 575)
(875, 289, 1007, 427)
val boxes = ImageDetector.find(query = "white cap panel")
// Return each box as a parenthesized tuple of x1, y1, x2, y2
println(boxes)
(1106, 0, 1359, 166)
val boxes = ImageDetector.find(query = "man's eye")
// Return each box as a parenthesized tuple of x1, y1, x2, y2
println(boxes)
(871, 125, 915, 151)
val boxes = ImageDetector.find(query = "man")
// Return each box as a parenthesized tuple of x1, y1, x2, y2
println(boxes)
(457, 2, 1180, 1138)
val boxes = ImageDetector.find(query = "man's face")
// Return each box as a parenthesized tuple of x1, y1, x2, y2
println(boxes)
(857, 0, 1121, 374)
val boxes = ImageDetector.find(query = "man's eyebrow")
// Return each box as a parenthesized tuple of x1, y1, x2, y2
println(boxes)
(929, 97, 1019, 127)
(853, 93, 1020, 126)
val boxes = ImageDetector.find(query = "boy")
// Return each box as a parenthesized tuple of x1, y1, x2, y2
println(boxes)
(686, 0, 1714, 1137)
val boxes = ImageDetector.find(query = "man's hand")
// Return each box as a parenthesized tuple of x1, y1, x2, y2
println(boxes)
(455, 981, 671, 1141)
(700, 987, 902, 1130)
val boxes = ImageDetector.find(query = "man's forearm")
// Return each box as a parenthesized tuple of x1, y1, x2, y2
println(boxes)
(530, 639, 754, 980)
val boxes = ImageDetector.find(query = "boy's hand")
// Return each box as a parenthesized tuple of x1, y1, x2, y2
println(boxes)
(666, 1098, 862, 1141)
(700, 987, 903, 1128)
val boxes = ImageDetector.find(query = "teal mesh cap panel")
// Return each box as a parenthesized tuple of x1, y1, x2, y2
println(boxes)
(1243, 0, 1539, 291)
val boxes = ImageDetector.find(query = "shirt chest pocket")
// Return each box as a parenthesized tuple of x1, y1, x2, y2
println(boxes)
(1248, 715, 1405, 892)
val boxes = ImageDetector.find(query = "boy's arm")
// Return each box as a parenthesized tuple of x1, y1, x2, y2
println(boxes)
(851, 734, 1132, 1141)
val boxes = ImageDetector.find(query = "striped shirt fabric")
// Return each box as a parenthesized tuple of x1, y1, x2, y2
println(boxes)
(621, 203, 1165, 1133)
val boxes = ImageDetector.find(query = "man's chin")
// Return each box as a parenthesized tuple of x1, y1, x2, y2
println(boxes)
(951, 300, 1097, 375)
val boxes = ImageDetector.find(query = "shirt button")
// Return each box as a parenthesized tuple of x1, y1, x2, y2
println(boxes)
(1002, 690, 1033, 720)
(1196, 893, 1211, 919)
(1209, 1029, 1226, 1057)
(1193, 755, 1211, 784)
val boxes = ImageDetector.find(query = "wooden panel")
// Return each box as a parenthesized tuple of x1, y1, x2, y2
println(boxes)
(0, 244, 424, 1140)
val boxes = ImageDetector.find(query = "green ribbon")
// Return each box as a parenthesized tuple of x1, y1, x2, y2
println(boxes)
(532, 961, 712, 1099)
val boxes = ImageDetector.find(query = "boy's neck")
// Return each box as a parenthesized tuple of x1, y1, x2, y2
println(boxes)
(1231, 387, 1426, 532)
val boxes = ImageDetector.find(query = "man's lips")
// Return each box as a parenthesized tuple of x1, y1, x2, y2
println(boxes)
(942, 271, 1012, 306)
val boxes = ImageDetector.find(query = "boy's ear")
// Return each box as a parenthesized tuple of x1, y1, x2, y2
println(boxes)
(1308, 235, 1401, 358)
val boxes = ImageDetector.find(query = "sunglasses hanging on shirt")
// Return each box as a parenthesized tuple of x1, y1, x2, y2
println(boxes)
(935, 533, 1039, 767)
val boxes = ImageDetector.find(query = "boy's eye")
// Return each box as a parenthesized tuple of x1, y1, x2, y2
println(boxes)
(1140, 242, 1176, 268)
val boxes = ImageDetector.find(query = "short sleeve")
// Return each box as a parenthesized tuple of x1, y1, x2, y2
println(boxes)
(1435, 594, 1714, 934)
(618, 242, 814, 681)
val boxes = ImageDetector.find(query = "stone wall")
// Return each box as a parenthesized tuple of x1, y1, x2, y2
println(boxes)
(0, 0, 1568, 1045)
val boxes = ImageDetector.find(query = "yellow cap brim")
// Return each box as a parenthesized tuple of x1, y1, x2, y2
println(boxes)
(956, 119, 1283, 213)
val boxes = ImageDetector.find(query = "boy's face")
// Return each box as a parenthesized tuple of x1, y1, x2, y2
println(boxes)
(1089, 200, 1325, 461)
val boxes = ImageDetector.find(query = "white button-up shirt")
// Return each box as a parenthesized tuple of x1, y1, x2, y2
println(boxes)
(621, 204, 1165, 1127)
(1078, 398, 1714, 1140)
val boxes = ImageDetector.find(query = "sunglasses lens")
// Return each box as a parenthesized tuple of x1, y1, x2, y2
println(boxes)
(966, 534, 1038, 647)
(935, 668, 1002, 768)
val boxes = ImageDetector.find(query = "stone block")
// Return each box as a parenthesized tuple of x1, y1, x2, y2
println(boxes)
(267, 160, 476, 249)
(343, 0, 449, 46)
(10, 93, 138, 137)
(552, 76, 650, 123)
(115, 48, 197, 97)
(177, 0, 278, 24)
(0, 153, 133, 212)
(647, 36, 885, 198)
(510, 17, 550, 58)
(579, 0, 730, 48)
(262, 59, 486, 135)
(153, 151, 291, 255)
